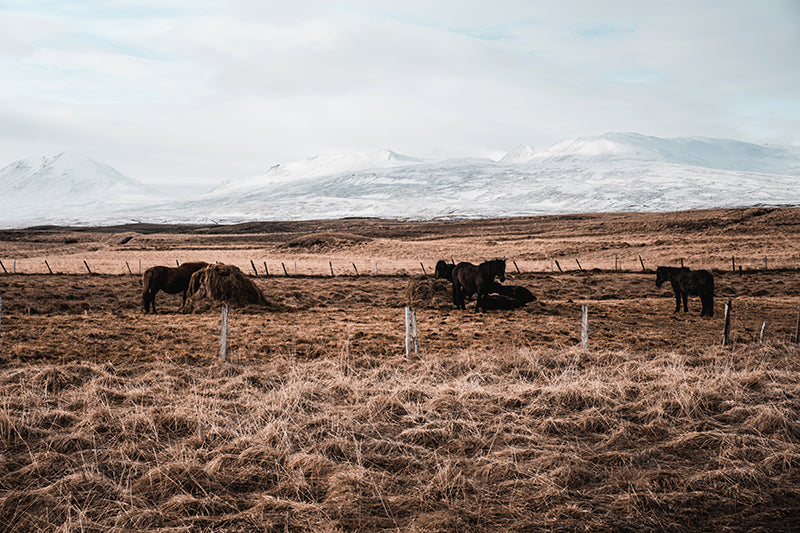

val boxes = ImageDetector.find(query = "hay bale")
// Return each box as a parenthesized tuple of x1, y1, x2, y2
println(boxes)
(405, 275, 452, 309)
(181, 264, 272, 313)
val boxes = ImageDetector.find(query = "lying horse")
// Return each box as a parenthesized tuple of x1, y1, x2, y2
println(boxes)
(451, 258, 506, 312)
(490, 281, 536, 304)
(142, 261, 208, 313)
(434, 260, 456, 281)
(655, 266, 714, 317)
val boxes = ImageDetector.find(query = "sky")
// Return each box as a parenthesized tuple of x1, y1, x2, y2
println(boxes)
(1, 0, 799, 193)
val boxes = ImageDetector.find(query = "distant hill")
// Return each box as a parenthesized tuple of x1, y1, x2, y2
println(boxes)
(2, 134, 799, 227)
(0, 153, 165, 227)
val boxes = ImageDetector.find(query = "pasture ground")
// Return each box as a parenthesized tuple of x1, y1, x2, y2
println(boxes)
(1, 207, 800, 531)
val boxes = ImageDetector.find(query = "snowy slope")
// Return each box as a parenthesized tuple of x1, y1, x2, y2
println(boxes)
(1, 134, 799, 227)
(0, 153, 166, 226)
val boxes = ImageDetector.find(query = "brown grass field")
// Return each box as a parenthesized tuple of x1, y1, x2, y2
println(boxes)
(1, 207, 800, 531)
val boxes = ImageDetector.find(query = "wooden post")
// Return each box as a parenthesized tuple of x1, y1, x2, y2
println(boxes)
(125, 261, 133, 275)
(220, 304, 229, 361)
(512, 260, 520, 274)
(581, 303, 588, 350)
(764, 257, 768, 270)
(411, 308, 419, 356)
(614, 254, 618, 271)
(550, 258, 554, 271)
(759, 321, 767, 344)
(84, 260, 92, 274)
(352, 263, 359, 276)
(45, 260, 53, 274)
(404, 307, 411, 357)
(13, 258, 16, 273)
(731, 256, 736, 272)
(250, 260, 258, 276)
(176, 259, 180, 267)
(138, 259, 141, 275)
(282, 263, 289, 276)
(0, 296, 3, 342)
(329, 261, 335, 277)
(575, 258, 583, 271)
(554, 259, 562, 272)
(722, 300, 733, 346)
(420, 262, 427, 276)
(0, 260, 6, 274)
(263, 262, 269, 276)
(294, 262, 297, 276)
(680, 258, 684, 268)
(639, 255, 646, 271)
(374, 261, 378, 276)
(794, 304, 800, 344)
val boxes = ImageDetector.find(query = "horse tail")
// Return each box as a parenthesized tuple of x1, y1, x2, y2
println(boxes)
(141, 270, 153, 312)
(699, 270, 714, 317)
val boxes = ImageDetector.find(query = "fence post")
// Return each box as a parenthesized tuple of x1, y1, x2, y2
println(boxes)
(125, 261, 133, 275)
(250, 260, 258, 277)
(722, 300, 732, 346)
(731, 256, 736, 272)
(639, 255, 646, 271)
(404, 307, 411, 357)
(0, 296, 3, 342)
(680, 258, 684, 268)
(614, 254, 618, 271)
(176, 259, 180, 267)
(550, 258, 554, 271)
(420, 262, 427, 276)
(759, 321, 767, 344)
(411, 308, 419, 356)
(513, 260, 520, 274)
(374, 261, 378, 276)
(294, 262, 297, 276)
(329, 261, 335, 277)
(84, 260, 92, 274)
(555, 259, 562, 272)
(581, 303, 588, 349)
(13, 258, 16, 273)
(576, 259, 583, 271)
(0, 260, 6, 274)
(282, 263, 289, 276)
(138, 259, 141, 275)
(45, 260, 53, 274)
(352, 263, 359, 276)
(264, 262, 269, 276)
(220, 304, 229, 361)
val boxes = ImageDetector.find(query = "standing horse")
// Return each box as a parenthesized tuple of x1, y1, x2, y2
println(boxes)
(655, 266, 715, 317)
(451, 259, 506, 312)
(142, 261, 209, 313)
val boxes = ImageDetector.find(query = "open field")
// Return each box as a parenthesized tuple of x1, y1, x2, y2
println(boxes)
(2, 207, 800, 531)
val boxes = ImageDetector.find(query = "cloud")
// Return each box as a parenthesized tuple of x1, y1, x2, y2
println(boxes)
(0, 0, 798, 189)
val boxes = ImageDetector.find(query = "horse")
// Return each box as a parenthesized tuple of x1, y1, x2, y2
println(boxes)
(655, 266, 715, 317)
(142, 261, 209, 313)
(434, 260, 456, 281)
(489, 281, 536, 304)
(451, 258, 506, 312)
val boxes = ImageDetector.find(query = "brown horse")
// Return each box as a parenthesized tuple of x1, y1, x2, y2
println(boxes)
(655, 266, 715, 317)
(142, 262, 208, 313)
(451, 258, 506, 312)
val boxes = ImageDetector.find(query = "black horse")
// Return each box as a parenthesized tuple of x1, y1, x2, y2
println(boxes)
(490, 281, 536, 304)
(451, 258, 506, 312)
(655, 266, 715, 317)
(434, 260, 456, 281)
(142, 261, 208, 313)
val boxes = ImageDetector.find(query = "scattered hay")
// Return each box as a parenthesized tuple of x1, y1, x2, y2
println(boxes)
(181, 264, 273, 313)
(282, 232, 371, 251)
(405, 275, 452, 309)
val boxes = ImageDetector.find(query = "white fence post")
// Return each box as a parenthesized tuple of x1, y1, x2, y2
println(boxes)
(581, 303, 588, 350)
(404, 307, 411, 357)
(411, 308, 419, 356)
(220, 304, 229, 361)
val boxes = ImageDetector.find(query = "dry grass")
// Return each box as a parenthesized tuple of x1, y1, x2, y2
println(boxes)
(2, 208, 800, 531)
(1, 344, 799, 531)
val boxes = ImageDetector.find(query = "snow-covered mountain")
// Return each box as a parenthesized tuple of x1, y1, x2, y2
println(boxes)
(0, 153, 166, 226)
(1, 133, 799, 227)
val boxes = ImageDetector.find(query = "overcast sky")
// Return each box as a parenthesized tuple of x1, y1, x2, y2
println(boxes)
(2, 0, 799, 191)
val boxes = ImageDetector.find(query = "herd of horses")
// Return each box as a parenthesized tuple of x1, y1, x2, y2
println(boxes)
(140, 258, 715, 317)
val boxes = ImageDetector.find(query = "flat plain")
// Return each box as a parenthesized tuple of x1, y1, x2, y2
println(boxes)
(1, 207, 799, 531)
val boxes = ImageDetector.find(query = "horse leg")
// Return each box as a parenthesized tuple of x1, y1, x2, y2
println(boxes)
(673, 291, 681, 313)
(682, 292, 688, 313)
